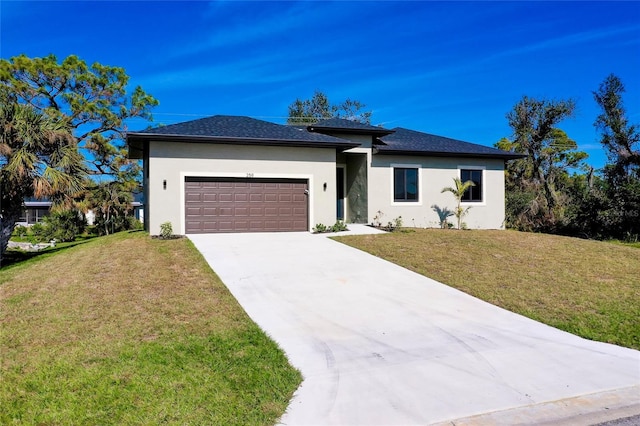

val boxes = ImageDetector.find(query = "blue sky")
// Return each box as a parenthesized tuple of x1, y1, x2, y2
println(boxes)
(2, 1, 639, 169)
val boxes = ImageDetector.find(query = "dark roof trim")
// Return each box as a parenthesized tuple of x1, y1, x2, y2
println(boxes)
(307, 118, 394, 136)
(126, 132, 360, 150)
(308, 125, 394, 136)
(375, 148, 525, 160)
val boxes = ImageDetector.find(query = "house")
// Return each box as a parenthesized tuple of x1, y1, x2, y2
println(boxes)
(16, 196, 144, 227)
(17, 198, 52, 226)
(126, 116, 522, 235)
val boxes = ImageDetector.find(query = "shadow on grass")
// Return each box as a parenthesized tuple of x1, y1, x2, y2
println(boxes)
(2, 237, 96, 269)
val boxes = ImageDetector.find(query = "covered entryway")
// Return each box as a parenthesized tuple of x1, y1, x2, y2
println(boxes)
(185, 177, 308, 233)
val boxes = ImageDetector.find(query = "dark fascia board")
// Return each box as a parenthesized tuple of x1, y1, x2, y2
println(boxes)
(126, 132, 360, 152)
(307, 125, 394, 136)
(375, 149, 526, 160)
(128, 138, 144, 159)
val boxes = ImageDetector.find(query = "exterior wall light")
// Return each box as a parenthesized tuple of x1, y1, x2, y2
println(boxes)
(163, 180, 167, 190)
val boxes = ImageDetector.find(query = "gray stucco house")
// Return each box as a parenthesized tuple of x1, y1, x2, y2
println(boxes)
(126, 116, 521, 235)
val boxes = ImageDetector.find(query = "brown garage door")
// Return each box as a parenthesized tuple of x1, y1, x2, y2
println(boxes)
(185, 177, 308, 233)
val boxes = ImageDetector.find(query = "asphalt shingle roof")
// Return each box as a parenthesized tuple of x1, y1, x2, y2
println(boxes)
(128, 115, 356, 147)
(308, 118, 394, 135)
(127, 115, 522, 161)
(378, 127, 523, 159)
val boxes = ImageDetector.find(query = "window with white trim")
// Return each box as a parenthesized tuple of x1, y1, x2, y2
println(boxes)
(393, 167, 419, 202)
(461, 169, 483, 202)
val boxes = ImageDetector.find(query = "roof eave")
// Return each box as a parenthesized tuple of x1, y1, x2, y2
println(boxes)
(127, 137, 145, 159)
(375, 149, 526, 160)
(125, 132, 359, 151)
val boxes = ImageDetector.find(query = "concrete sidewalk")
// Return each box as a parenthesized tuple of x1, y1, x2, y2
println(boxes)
(189, 230, 640, 425)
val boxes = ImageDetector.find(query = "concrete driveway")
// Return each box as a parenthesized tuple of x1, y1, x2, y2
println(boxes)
(188, 228, 640, 425)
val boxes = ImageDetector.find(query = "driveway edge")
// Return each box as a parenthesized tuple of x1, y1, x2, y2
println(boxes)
(430, 385, 640, 426)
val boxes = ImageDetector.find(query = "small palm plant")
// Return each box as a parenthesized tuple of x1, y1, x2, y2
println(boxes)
(441, 177, 475, 230)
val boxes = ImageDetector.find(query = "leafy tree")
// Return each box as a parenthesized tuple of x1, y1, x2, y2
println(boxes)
(0, 54, 157, 252)
(591, 74, 640, 240)
(0, 94, 86, 265)
(441, 177, 475, 230)
(40, 209, 87, 242)
(497, 97, 588, 232)
(0, 54, 158, 178)
(287, 90, 372, 125)
(89, 180, 139, 235)
(593, 74, 640, 177)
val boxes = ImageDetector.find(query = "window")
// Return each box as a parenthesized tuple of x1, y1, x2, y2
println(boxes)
(461, 169, 483, 202)
(394, 167, 419, 202)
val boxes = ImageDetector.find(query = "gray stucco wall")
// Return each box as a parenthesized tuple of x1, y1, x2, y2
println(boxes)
(146, 141, 337, 235)
(368, 155, 507, 229)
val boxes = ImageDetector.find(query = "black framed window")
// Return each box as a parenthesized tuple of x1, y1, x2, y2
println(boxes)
(394, 168, 418, 202)
(461, 169, 483, 202)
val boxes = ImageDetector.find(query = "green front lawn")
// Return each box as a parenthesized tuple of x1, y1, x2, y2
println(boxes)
(1, 232, 301, 425)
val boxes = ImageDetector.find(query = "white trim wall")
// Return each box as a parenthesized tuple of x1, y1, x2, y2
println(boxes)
(369, 155, 506, 229)
(144, 138, 508, 233)
(147, 141, 336, 235)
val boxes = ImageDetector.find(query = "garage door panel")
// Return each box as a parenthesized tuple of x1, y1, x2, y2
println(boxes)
(233, 220, 250, 231)
(264, 207, 278, 216)
(185, 178, 308, 233)
(217, 221, 234, 232)
(263, 220, 279, 229)
(186, 193, 202, 202)
(234, 207, 248, 216)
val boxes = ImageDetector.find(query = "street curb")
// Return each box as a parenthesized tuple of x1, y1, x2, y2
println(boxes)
(430, 385, 640, 426)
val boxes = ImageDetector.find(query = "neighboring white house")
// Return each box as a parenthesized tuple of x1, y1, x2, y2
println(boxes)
(16, 198, 144, 227)
(126, 116, 522, 235)
(17, 199, 52, 226)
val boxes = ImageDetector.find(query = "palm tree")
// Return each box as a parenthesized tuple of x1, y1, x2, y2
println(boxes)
(0, 97, 86, 266)
(441, 177, 475, 230)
